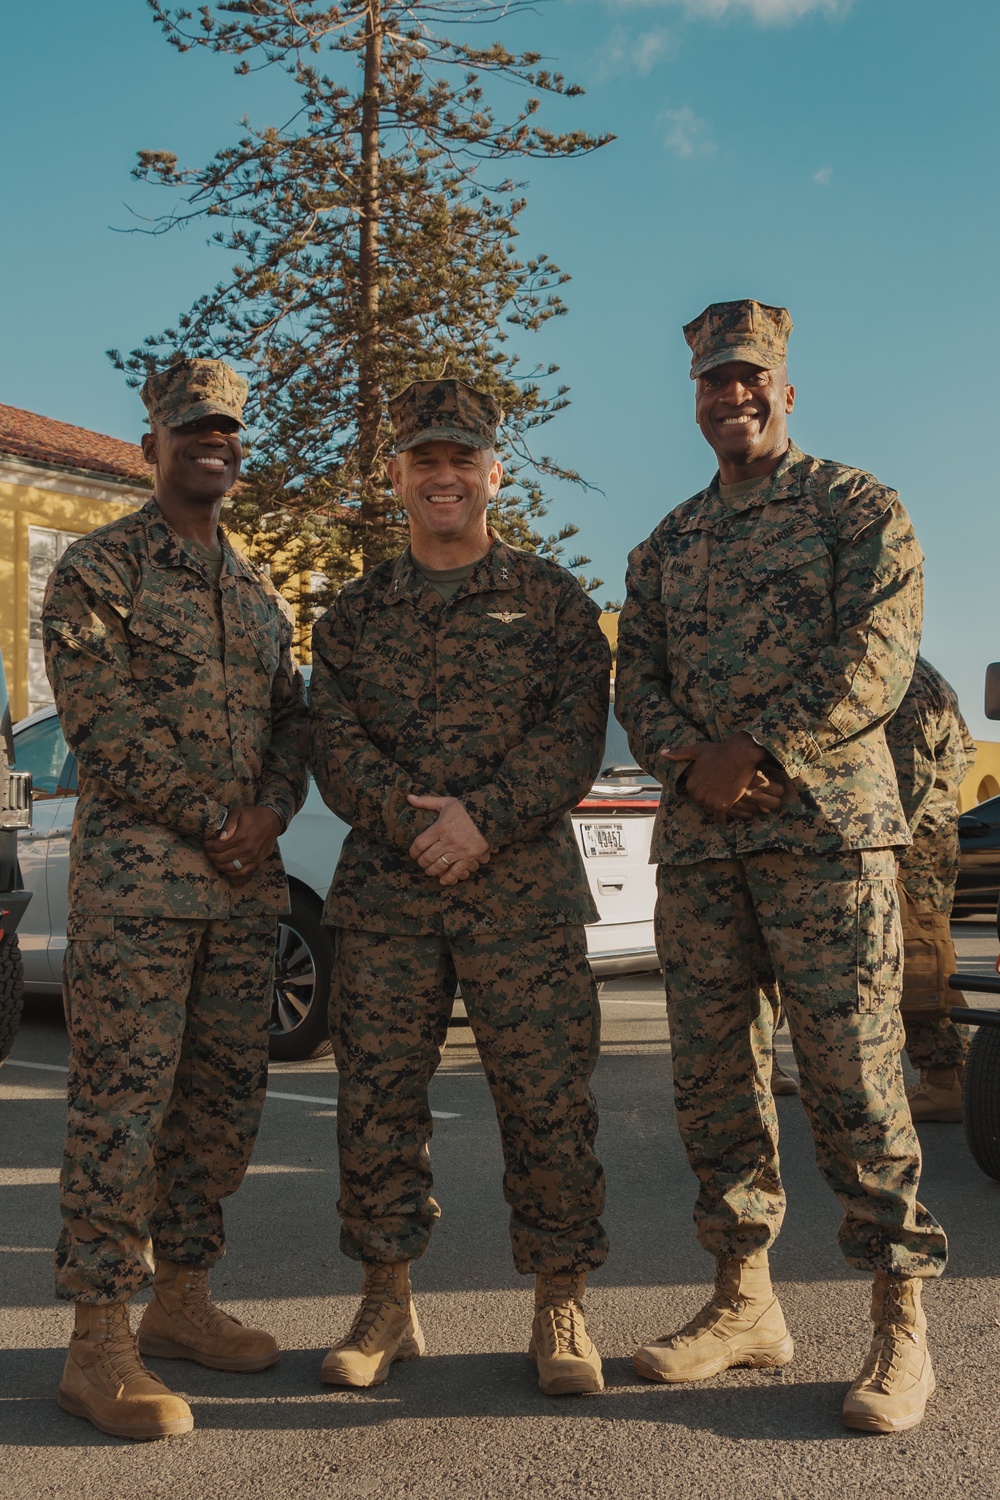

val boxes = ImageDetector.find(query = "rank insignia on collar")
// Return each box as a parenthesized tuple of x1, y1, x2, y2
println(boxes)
(487, 611, 526, 624)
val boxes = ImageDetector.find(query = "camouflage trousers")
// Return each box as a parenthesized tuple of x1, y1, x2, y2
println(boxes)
(898, 864, 969, 1072)
(331, 925, 608, 1275)
(57, 913, 277, 1303)
(654, 849, 947, 1277)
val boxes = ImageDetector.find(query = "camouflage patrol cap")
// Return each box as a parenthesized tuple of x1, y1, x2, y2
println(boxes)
(683, 299, 793, 380)
(389, 379, 501, 453)
(140, 356, 249, 429)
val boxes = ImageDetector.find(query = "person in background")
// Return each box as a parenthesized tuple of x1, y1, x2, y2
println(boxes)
(886, 654, 976, 1122)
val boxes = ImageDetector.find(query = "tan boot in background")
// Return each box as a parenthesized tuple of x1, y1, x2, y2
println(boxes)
(58, 1301, 194, 1441)
(633, 1250, 794, 1383)
(771, 1058, 800, 1097)
(138, 1261, 279, 1372)
(529, 1272, 604, 1396)
(321, 1262, 424, 1387)
(907, 1067, 963, 1123)
(842, 1275, 935, 1433)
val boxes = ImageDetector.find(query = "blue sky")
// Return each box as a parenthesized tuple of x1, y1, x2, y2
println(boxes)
(2, 0, 998, 730)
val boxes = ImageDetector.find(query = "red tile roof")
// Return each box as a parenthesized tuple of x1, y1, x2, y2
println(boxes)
(0, 403, 148, 484)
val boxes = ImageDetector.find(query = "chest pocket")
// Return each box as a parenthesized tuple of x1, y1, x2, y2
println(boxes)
(739, 516, 833, 623)
(350, 645, 428, 705)
(128, 603, 213, 665)
(470, 627, 558, 750)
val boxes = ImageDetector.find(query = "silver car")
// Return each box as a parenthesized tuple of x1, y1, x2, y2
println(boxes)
(13, 703, 659, 1061)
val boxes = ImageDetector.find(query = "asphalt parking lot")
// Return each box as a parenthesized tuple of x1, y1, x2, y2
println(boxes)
(2, 922, 999, 1500)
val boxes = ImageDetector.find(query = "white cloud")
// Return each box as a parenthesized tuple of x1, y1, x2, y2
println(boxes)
(813, 164, 833, 185)
(613, 0, 853, 23)
(601, 25, 674, 76)
(662, 106, 716, 158)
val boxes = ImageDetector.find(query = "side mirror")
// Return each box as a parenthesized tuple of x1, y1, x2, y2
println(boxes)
(986, 663, 1000, 721)
(959, 815, 990, 838)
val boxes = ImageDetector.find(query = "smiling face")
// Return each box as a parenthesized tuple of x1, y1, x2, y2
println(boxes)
(387, 439, 502, 567)
(141, 414, 243, 513)
(695, 360, 795, 483)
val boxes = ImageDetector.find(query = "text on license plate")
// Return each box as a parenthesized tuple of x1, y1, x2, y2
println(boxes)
(580, 821, 627, 858)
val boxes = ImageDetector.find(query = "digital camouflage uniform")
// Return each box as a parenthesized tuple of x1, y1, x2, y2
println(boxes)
(886, 654, 976, 1071)
(43, 499, 308, 1302)
(616, 439, 947, 1277)
(310, 536, 610, 1274)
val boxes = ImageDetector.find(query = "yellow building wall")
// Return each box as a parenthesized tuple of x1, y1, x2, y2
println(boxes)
(959, 742, 1000, 811)
(0, 475, 145, 722)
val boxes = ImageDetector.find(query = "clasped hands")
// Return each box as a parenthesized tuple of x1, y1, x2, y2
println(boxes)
(203, 804, 283, 886)
(407, 794, 491, 886)
(660, 732, 789, 825)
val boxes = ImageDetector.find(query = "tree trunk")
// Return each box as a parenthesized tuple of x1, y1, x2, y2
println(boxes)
(357, 0, 383, 573)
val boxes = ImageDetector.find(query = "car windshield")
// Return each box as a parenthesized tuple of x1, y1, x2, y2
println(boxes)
(601, 710, 639, 775)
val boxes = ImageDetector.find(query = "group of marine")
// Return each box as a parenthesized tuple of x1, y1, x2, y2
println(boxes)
(38, 298, 974, 1444)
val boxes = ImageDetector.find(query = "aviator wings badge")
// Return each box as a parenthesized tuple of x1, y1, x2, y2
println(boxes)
(487, 611, 526, 624)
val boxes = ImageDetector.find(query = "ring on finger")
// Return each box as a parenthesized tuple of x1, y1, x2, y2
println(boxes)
(231, 858, 244, 871)
(439, 854, 452, 867)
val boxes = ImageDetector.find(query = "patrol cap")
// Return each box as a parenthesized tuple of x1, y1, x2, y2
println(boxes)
(140, 356, 249, 429)
(389, 378, 501, 453)
(683, 299, 793, 380)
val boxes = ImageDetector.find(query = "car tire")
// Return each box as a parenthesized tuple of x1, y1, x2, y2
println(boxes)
(268, 889, 334, 1063)
(962, 1021, 1000, 1182)
(0, 932, 25, 1067)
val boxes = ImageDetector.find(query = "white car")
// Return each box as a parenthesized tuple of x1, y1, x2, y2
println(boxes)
(13, 702, 659, 1060)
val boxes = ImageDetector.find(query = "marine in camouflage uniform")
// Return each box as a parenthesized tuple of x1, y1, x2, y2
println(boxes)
(310, 379, 609, 1396)
(885, 653, 976, 1117)
(43, 358, 308, 1440)
(616, 300, 946, 1434)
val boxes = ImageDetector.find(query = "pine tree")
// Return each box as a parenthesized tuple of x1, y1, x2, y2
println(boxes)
(111, 1, 612, 604)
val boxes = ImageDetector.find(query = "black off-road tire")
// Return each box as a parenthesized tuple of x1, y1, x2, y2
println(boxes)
(268, 888, 334, 1063)
(962, 1022, 1000, 1182)
(0, 932, 25, 1066)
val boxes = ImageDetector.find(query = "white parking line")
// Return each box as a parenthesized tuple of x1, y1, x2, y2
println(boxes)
(266, 1088, 459, 1120)
(3, 1060, 460, 1120)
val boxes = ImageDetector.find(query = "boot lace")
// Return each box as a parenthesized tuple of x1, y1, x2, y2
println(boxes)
(342, 1268, 406, 1349)
(537, 1300, 588, 1358)
(176, 1271, 241, 1335)
(658, 1262, 742, 1347)
(858, 1281, 920, 1393)
(94, 1306, 165, 1392)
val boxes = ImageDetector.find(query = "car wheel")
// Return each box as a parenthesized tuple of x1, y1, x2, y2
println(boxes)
(962, 1021, 1000, 1182)
(0, 932, 25, 1067)
(268, 889, 333, 1062)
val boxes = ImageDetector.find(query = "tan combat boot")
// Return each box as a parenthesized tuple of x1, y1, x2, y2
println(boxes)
(842, 1275, 935, 1433)
(138, 1261, 279, 1372)
(771, 1059, 800, 1097)
(907, 1067, 963, 1124)
(529, 1272, 604, 1396)
(633, 1250, 794, 1383)
(321, 1262, 425, 1387)
(58, 1301, 194, 1441)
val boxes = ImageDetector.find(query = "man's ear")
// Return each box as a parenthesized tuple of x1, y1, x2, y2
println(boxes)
(488, 458, 503, 496)
(784, 383, 796, 415)
(140, 430, 158, 467)
(386, 456, 403, 495)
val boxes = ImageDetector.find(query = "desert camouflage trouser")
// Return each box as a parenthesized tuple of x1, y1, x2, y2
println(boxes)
(57, 914, 277, 1303)
(655, 849, 947, 1277)
(331, 925, 608, 1274)
(898, 864, 969, 1072)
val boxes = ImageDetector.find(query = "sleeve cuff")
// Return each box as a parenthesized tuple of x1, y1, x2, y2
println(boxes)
(462, 785, 520, 851)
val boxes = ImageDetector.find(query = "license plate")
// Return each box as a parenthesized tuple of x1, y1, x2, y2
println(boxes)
(579, 821, 627, 858)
